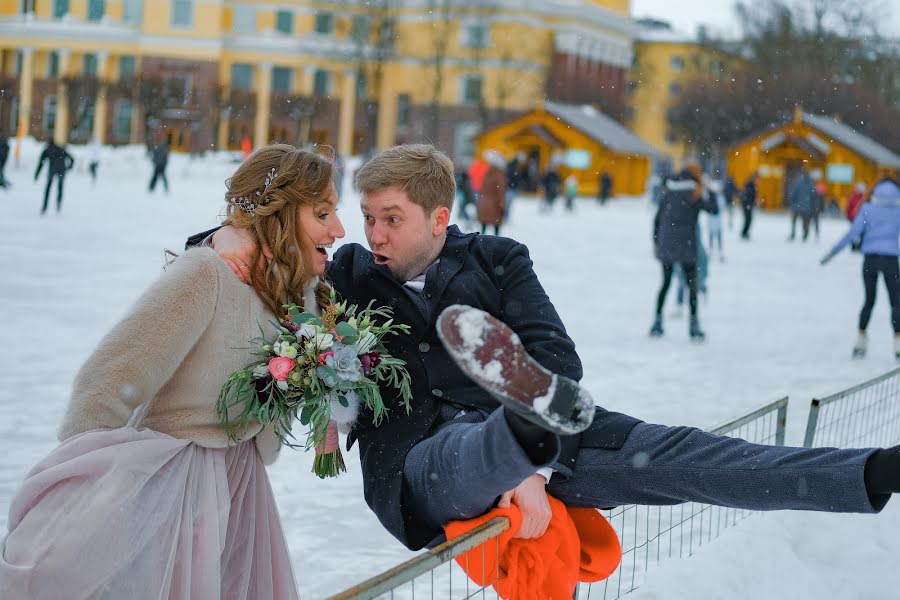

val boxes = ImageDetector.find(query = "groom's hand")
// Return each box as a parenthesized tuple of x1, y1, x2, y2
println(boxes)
(498, 474, 552, 539)
(211, 226, 270, 284)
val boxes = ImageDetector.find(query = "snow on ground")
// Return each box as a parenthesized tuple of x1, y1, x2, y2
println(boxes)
(2, 140, 899, 598)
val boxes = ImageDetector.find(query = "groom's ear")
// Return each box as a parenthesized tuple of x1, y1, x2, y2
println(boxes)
(431, 206, 450, 237)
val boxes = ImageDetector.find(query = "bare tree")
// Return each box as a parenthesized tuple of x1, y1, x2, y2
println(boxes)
(61, 74, 104, 142)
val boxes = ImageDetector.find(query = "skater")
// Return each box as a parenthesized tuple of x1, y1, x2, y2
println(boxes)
(673, 228, 709, 318)
(201, 145, 900, 557)
(650, 163, 718, 340)
(34, 140, 74, 215)
(477, 151, 507, 236)
(821, 178, 900, 359)
(564, 174, 577, 212)
(148, 140, 170, 193)
(0, 132, 9, 189)
(504, 152, 524, 221)
(598, 170, 612, 205)
(723, 175, 739, 230)
(541, 163, 562, 212)
(87, 136, 100, 185)
(706, 181, 725, 261)
(740, 172, 758, 240)
(788, 168, 816, 242)
(454, 169, 476, 226)
(847, 182, 868, 222)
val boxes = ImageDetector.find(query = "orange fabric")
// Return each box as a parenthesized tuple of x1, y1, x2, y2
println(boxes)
(444, 496, 621, 599)
(468, 159, 489, 193)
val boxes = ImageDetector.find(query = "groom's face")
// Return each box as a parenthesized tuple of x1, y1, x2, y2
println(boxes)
(361, 186, 449, 282)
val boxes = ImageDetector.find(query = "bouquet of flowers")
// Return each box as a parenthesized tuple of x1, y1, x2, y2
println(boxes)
(217, 292, 413, 478)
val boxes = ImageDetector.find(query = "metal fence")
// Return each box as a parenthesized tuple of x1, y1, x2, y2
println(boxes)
(804, 366, 900, 449)
(577, 397, 788, 600)
(330, 398, 789, 600)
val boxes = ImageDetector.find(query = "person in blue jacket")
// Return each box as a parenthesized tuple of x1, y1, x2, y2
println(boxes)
(821, 178, 900, 358)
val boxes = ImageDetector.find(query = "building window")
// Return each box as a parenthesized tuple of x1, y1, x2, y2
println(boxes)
(47, 51, 59, 77)
(113, 99, 132, 141)
(355, 72, 366, 100)
(73, 98, 95, 139)
(43, 95, 57, 134)
(168, 73, 192, 104)
(83, 54, 97, 76)
(9, 98, 18, 134)
(668, 81, 682, 96)
(87, 0, 104, 21)
(351, 15, 369, 43)
(461, 74, 482, 105)
(231, 63, 253, 90)
(171, 0, 193, 26)
(454, 122, 480, 163)
(14, 50, 22, 75)
(462, 22, 488, 49)
(313, 69, 331, 96)
(123, 0, 142, 23)
(272, 66, 291, 93)
(275, 10, 292, 34)
(232, 6, 255, 33)
(670, 55, 684, 71)
(119, 56, 136, 80)
(396, 93, 411, 128)
(52, 0, 68, 18)
(314, 11, 333, 34)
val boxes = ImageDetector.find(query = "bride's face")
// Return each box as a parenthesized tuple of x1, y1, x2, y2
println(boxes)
(296, 185, 345, 276)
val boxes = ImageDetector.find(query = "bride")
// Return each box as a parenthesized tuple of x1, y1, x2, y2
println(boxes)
(0, 144, 345, 599)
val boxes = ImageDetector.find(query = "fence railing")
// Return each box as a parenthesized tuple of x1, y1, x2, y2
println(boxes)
(577, 397, 788, 600)
(330, 398, 789, 600)
(803, 366, 900, 449)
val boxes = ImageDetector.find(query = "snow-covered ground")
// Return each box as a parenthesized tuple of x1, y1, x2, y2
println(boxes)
(2, 140, 899, 598)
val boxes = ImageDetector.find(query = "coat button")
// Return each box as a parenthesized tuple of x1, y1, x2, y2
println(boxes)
(432, 388, 443, 397)
(424, 292, 432, 299)
(418, 342, 430, 353)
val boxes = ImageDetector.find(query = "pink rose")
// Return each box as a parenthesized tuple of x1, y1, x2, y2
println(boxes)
(268, 357, 296, 381)
(318, 351, 334, 366)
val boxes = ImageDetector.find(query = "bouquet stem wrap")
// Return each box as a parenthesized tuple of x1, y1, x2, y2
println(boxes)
(313, 420, 345, 478)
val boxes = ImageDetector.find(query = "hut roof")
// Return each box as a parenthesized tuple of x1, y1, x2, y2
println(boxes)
(543, 101, 662, 158)
(801, 112, 900, 169)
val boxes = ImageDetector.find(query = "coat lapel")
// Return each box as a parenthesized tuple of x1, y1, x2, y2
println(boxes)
(422, 227, 471, 327)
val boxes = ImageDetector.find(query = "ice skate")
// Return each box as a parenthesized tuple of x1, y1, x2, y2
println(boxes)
(852, 333, 867, 359)
(437, 305, 594, 435)
(689, 316, 706, 342)
(649, 314, 664, 337)
(894, 336, 900, 361)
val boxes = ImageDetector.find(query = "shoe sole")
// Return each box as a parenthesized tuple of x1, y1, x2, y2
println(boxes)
(436, 305, 594, 435)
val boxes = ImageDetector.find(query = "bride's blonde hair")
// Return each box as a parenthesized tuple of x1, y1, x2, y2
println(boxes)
(223, 144, 334, 316)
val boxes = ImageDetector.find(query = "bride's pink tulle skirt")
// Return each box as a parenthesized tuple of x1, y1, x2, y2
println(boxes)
(0, 427, 299, 599)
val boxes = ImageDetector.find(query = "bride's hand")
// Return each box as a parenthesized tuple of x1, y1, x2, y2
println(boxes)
(212, 226, 271, 284)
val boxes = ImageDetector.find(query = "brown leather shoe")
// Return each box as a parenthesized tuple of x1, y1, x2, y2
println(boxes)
(436, 304, 594, 435)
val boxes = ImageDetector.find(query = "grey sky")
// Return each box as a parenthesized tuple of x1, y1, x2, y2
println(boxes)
(631, 0, 900, 38)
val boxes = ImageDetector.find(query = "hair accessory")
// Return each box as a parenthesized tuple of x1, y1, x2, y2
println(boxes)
(229, 167, 278, 214)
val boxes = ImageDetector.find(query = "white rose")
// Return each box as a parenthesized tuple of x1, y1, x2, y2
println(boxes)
(314, 333, 334, 350)
(274, 341, 298, 359)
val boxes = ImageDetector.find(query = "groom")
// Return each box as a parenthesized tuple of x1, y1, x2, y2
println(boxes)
(191, 144, 898, 551)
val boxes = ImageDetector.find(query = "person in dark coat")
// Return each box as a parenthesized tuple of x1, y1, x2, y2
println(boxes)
(598, 171, 612, 205)
(454, 169, 476, 226)
(504, 153, 524, 221)
(0, 133, 10, 189)
(650, 164, 718, 340)
(723, 175, 739, 229)
(740, 172, 758, 240)
(148, 141, 170, 193)
(541, 164, 562, 212)
(34, 140, 75, 214)
(788, 168, 816, 241)
(192, 144, 900, 555)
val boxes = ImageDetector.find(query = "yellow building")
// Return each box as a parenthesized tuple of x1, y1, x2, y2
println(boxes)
(628, 24, 737, 167)
(0, 0, 638, 158)
(727, 107, 900, 210)
(474, 99, 658, 195)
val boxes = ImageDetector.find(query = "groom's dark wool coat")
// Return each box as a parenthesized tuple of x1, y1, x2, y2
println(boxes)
(326, 225, 639, 550)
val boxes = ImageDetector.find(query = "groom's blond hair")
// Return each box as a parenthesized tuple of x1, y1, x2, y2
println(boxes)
(355, 144, 455, 214)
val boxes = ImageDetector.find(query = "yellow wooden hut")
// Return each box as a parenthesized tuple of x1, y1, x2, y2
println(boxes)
(728, 107, 900, 210)
(474, 100, 661, 197)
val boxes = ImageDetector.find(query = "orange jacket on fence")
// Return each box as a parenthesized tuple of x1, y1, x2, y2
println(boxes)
(444, 495, 621, 600)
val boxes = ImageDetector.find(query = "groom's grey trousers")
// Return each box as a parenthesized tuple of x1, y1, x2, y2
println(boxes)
(402, 407, 888, 543)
